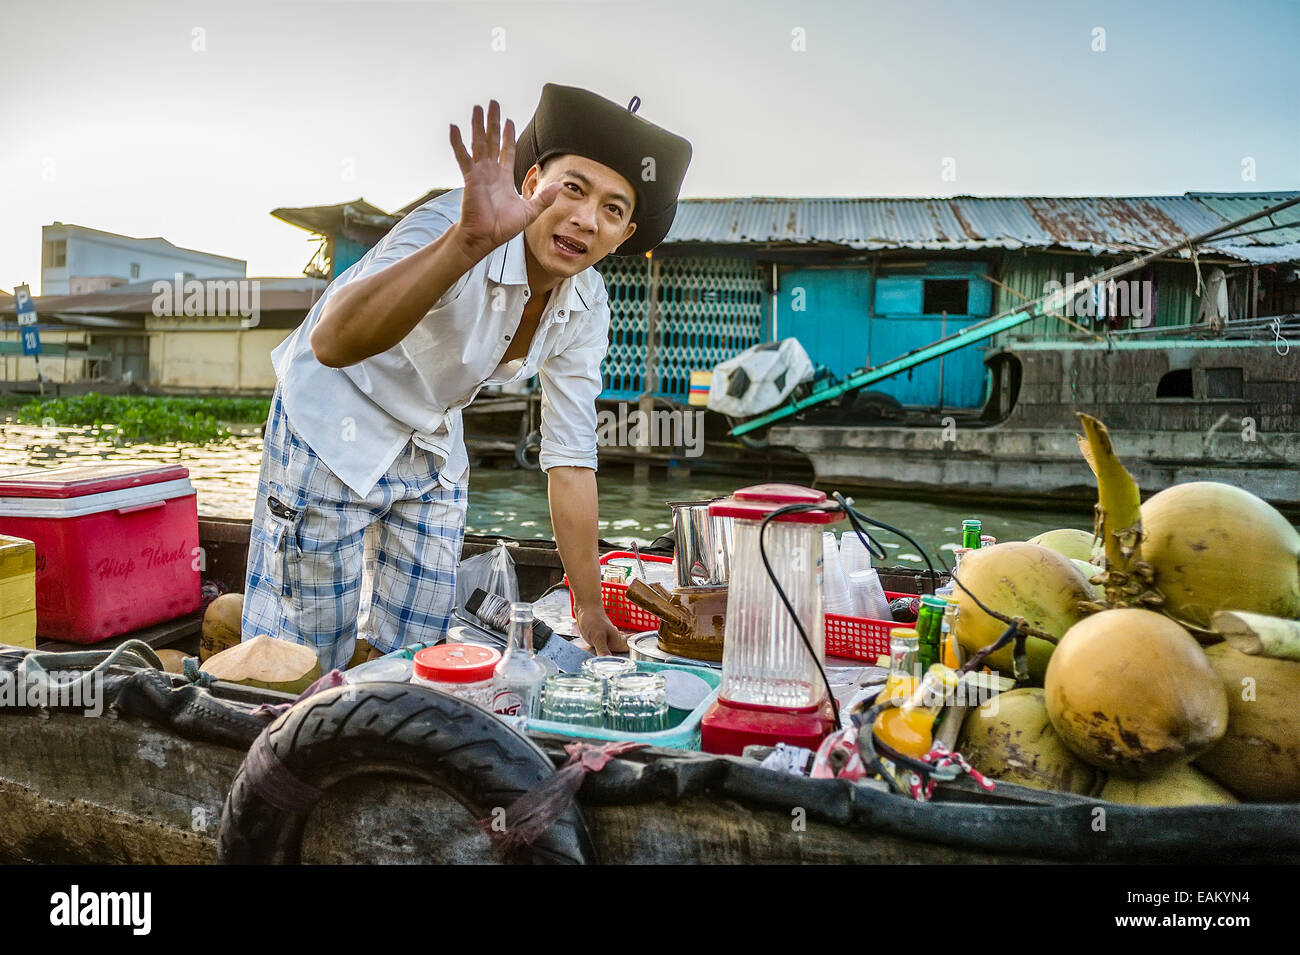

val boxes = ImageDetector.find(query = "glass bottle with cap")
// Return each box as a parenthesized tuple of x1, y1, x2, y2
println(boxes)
(883, 626, 920, 701)
(915, 595, 947, 672)
(873, 664, 958, 759)
(490, 602, 547, 719)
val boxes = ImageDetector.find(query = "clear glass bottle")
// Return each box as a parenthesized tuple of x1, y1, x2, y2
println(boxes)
(490, 602, 547, 719)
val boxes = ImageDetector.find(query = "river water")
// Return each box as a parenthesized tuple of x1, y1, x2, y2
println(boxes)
(0, 421, 1095, 564)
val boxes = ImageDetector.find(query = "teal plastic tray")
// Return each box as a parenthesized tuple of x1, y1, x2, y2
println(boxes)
(523, 660, 720, 750)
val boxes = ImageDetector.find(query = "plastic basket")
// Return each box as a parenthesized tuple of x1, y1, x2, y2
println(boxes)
(572, 554, 916, 664)
(524, 660, 720, 750)
(567, 551, 673, 631)
(825, 591, 916, 663)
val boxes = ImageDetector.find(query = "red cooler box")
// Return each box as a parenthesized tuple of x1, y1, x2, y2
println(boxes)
(0, 464, 201, 642)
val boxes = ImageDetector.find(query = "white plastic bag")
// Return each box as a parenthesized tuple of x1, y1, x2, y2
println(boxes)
(707, 338, 814, 418)
(456, 540, 518, 611)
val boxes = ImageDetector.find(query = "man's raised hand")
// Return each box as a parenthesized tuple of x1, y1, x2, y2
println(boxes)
(449, 99, 562, 261)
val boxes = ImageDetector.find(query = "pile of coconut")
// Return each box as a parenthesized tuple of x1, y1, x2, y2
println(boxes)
(950, 413, 1300, 805)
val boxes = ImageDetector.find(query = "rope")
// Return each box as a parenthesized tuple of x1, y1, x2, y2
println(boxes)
(908, 742, 996, 802)
(18, 639, 165, 701)
(1189, 241, 1205, 297)
(182, 656, 217, 687)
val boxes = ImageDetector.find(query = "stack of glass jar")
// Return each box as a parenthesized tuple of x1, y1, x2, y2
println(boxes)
(536, 657, 671, 733)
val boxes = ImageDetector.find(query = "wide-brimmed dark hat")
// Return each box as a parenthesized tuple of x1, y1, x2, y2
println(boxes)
(514, 84, 692, 256)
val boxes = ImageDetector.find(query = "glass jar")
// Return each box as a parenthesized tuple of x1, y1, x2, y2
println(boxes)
(607, 672, 669, 733)
(411, 644, 501, 709)
(580, 656, 637, 701)
(540, 675, 606, 727)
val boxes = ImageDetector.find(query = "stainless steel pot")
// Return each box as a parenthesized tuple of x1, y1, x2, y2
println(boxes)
(668, 499, 733, 587)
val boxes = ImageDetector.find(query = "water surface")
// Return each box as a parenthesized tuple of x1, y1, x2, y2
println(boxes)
(0, 420, 1096, 564)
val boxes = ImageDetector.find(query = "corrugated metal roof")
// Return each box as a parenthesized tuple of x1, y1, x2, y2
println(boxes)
(0, 277, 327, 319)
(664, 192, 1300, 264)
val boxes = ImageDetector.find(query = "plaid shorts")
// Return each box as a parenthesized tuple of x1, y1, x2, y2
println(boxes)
(241, 385, 468, 672)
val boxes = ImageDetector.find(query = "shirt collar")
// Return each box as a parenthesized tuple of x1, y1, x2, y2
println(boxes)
(486, 231, 599, 321)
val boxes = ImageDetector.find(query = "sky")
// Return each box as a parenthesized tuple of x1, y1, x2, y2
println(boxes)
(1, 0, 1297, 293)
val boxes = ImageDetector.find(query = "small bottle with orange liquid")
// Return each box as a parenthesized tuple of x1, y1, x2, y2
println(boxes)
(873, 663, 958, 760)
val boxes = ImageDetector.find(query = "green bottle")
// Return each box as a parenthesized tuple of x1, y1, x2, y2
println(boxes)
(915, 595, 947, 672)
(962, 519, 983, 550)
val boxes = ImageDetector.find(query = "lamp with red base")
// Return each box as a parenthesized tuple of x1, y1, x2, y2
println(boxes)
(700, 484, 840, 756)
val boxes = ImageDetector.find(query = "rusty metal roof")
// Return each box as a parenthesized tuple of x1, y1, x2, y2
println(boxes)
(664, 192, 1300, 264)
(0, 277, 327, 323)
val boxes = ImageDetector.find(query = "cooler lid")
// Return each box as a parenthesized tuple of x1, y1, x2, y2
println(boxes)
(0, 463, 191, 499)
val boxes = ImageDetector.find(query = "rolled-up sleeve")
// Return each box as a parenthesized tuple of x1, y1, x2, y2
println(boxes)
(537, 302, 610, 472)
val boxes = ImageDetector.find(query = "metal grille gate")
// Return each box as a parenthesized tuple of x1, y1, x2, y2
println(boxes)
(595, 255, 766, 402)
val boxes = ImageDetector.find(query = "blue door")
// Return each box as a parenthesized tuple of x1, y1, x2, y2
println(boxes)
(781, 264, 993, 410)
(779, 267, 872, 380)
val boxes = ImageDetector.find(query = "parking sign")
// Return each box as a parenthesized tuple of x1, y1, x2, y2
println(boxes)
(20, 326, 41, 355)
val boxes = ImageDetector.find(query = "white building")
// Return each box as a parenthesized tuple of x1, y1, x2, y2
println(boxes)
(40, 223, 245, 295)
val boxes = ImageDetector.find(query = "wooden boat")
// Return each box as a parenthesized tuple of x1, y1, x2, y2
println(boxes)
(1, 518, 1296, 865)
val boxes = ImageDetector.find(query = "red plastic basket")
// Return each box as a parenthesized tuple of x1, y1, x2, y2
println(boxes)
(568, 551, 675, 631)
(825, 591, 915, 663)
(572, 554, 914, 663)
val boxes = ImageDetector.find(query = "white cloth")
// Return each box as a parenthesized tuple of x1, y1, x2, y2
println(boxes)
(270, 188, 610, 498)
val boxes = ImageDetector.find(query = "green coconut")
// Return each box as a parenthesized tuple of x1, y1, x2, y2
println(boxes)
(1141, 482, 1300, 631)
(1100, 762, 1237, 806)
(1195, 643, 1300, 801)
(956, 688, 1099, 795)
(1045, 608, 1228, 778)
(953, 542, 1095, 683)
(1028, 528, 1101, 563)
(200, 634, 321, 693)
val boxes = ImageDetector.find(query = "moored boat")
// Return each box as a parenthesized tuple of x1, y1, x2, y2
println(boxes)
(1, 517, 1296, 865)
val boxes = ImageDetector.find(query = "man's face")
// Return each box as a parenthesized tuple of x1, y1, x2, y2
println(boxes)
(521, 154, 638, 278)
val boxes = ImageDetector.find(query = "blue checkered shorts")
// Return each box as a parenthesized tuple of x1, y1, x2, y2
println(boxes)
(241, 385, 468, 672)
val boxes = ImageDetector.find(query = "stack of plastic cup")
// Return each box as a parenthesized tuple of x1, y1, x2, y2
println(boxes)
(848, 567, 893, 620)
(822, 531, 852, 616)
(840, 530, 873, 578)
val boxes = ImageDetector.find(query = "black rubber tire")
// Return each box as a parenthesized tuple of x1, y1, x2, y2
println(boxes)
(514, 430, 542, 470)
(217, 682, 597, 864)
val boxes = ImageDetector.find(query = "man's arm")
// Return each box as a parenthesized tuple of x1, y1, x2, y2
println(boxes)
(548, 466, 626, 655)
(311, 99, 562, 368)
(311, 224, 484, 368)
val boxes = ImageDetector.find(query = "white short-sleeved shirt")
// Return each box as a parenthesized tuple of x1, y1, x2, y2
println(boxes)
(270, 188, 610, 498)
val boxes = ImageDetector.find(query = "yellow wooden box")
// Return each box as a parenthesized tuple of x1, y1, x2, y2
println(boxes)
(0, 535, 37, 649)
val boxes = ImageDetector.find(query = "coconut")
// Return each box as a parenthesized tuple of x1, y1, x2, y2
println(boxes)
(201, 592, 244, 662)
(1069, 559, 1105, 601)
(155, 649, 193, 675)
(953, 542, 1095, 683)
(200, 634, 321, 693)
(956, 688, 1098, 794)
(1028, 528, 1101, 563)
(1140, 482, 1300, 631)
(1100, 763, 1237, 807)
(1195, 643, 1300, 801)
(1045, 608, 1228, 777)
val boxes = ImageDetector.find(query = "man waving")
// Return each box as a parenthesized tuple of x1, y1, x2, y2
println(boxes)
(242, 84, 692, 670)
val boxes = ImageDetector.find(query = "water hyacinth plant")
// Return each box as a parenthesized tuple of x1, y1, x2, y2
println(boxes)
(6, 394, 270, 445)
